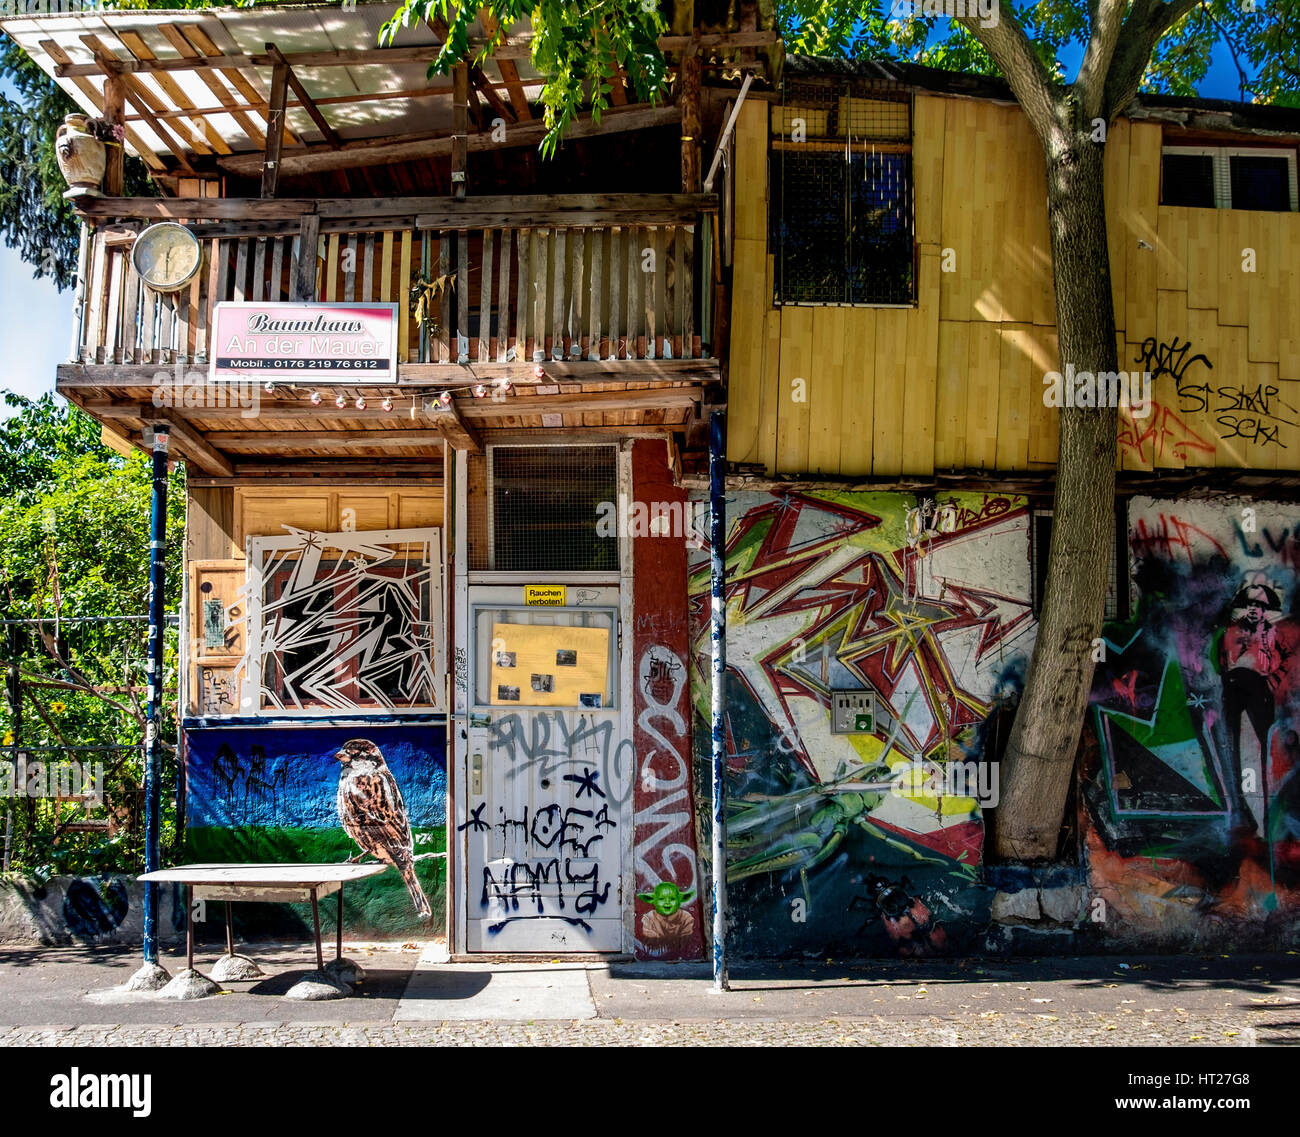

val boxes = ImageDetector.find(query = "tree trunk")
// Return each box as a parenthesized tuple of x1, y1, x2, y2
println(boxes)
(992, 129, 1118, 861)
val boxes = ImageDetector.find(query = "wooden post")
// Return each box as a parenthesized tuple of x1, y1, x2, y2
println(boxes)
(452, 62, 469, 200)
(102, 73, 125, 197)
(292, 213, 320, 301)
(262, 60, 289, 199)
(680, 47, 701, 194)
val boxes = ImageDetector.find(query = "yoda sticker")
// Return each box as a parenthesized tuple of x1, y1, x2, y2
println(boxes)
(637, 881, 697, 943)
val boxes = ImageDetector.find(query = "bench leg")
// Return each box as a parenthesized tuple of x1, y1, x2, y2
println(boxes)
(224, 901, 234, 957)
(310, 887, 324, 972)
(186, 885, 194, 971)
(336, 885, 344, 962)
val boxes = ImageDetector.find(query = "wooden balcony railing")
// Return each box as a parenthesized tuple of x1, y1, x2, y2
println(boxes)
(71, 194, 717, 369)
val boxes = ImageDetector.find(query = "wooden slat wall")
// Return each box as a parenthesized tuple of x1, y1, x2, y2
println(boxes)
(730, 92, 1300, 476)
(233, 486, 444, 545)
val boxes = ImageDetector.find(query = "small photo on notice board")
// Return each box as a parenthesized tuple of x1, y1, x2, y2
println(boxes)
(489, 622, 610, 707)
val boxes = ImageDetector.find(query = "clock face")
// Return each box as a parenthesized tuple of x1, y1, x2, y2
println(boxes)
(133, 222, 200, 291)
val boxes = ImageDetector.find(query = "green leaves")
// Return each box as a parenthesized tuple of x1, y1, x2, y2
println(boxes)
(380, 0, 668, 159)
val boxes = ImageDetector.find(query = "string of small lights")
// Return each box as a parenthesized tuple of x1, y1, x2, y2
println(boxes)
(257, 369, 549, 414)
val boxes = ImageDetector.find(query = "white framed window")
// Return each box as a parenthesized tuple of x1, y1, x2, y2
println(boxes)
(1161, 145, 1299, 212)
(242, 526, 444, 715)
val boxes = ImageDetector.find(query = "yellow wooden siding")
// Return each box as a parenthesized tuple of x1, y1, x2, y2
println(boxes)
(732, 91, 1300, 476)
(234, 486, 443, 545)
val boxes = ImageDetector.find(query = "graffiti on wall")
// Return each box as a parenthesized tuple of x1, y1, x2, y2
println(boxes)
(461, 708, 626, 939)
(1121, 338, 1297, 460)
(688, 491, 1036, 956)
(186, 724, 446, 932)
(1084, 497, 1300, 945)
(630, 430, 707, 960)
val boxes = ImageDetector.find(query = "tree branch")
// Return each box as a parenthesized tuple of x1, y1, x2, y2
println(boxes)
(956, 0, 1064, 143)
(1075, 0, 1129, 120)
(1103, 0, 1206, 121)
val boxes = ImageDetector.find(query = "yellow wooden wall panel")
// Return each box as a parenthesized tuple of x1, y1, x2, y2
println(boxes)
(872, 310, 908, 475)
(238, 493, 330, 542)
(1246, 362, 1283, 471)
(839, 310, 876, 476)
(964, 321, 1001, 469)
(995, 323, 1031, 470)
(759, 307, 782, 473)
(1218, 210, 1250, 327)
(397, 493, 443, 529)
(934, 320, 968, 470)
(1026, 324, 1060, 466)
(237, 488, 443, 544)
(1182, 307, 1220, 469)
(734, 100, 769, 244)
(1024, 134, 1056, 328)
(338, 495, 390, 531)
(1274, 380, 1300, 465)
(971, 111, 1003, 324)
(1247, 212, 1280, 363)
(725, 237, 770, 465)
(902, 250, 940, 474)
(1152, 289, 1189, 470)
(912, 96, 946, 247)
(1103, 117, 1130, 331)
(1002, 116, 1036, 325)
(1156, 207, 1187, 293)
(1280, 214, 1300, 380)
(776, 306, 813, 473)
(1215, 325, 1250, 466)
(939, 99, 977, 323)
(808, 306, 846, 474)
(1124, 123, 1160, 346)
(1185, 205, 1219, 312)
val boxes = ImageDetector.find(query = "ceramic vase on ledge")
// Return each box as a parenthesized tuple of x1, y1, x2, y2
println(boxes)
(55, 114, 106, 198)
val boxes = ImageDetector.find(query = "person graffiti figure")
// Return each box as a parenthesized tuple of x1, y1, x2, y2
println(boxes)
(336, 739, 431, 918)
(1218, 577, 1284, 835)
(637, 880, 696, 943)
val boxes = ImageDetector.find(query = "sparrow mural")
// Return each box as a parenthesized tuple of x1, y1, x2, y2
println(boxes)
(336, 738, 431, 918)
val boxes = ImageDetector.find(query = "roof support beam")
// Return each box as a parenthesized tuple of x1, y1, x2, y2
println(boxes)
(217, 103, 682, 179)
(265, 42, 341, 151)
(261, 59, 288, 198)
(84, 40, 196, 173)
(428, 403, 482, 452)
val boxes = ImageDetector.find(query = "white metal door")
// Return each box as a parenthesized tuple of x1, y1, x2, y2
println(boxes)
(461, 588, 630, 951)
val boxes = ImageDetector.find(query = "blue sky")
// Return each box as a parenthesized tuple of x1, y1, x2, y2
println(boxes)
(0, 28, 1255, 419)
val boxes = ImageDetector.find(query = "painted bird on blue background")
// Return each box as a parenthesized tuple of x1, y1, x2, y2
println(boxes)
(335, 739, 431, 918)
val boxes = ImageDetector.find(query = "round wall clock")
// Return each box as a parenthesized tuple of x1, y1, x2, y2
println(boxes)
(132, 221, 202, 292)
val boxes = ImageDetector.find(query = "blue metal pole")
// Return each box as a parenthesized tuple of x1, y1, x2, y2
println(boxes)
(708, 410, 728, 992)
(143, 426, 169, 965)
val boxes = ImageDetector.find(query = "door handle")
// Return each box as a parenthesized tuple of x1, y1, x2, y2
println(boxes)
(471, 752, 482, 796)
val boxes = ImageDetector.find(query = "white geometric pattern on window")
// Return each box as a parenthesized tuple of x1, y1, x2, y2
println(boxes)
(242, 527, 444, 714)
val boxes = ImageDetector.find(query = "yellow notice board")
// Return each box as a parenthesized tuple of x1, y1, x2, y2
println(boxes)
(490, 622, 610, 707)
(525, 585, 567, 607)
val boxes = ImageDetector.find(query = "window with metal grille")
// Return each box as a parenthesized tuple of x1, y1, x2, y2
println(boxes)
(1032, 509, 1125, 622)
(770, 81, 915, 306)
(488, 445, 619, 572)
(1161, 145, 1299, 212)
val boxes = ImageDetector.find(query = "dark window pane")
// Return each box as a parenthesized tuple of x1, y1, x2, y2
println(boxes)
(770, 151, 850, 304)
(492, 446, 618, 572)
(1161, 153, 1216, 207)
(1230, 154, 1291, 212)
(771, 149, 915, 305)
(848, 151, 914, 304)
